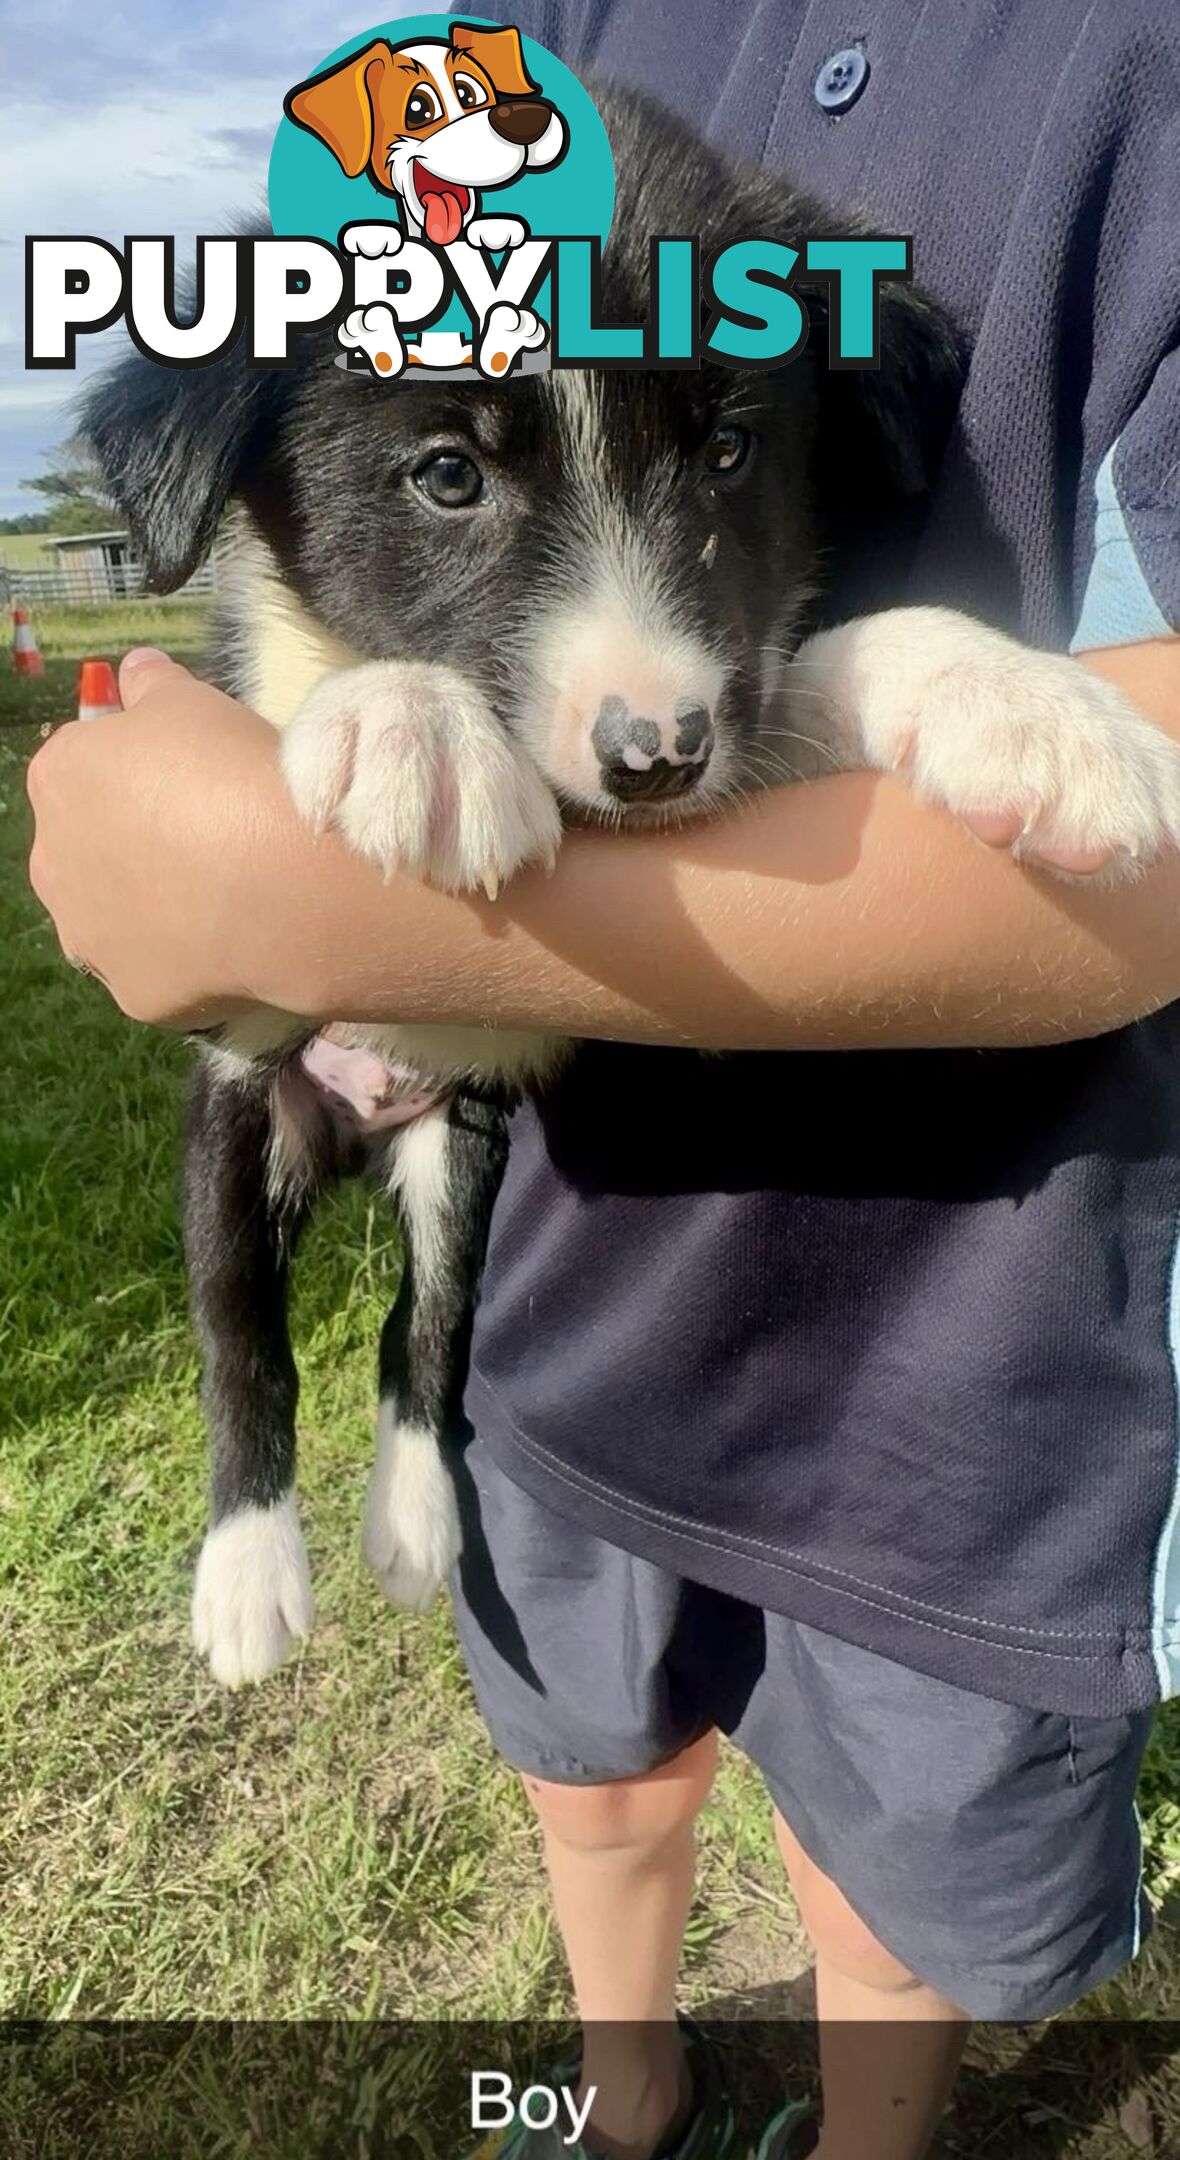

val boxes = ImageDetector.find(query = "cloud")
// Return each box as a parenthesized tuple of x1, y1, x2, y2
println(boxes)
(0, 0, 425, 513)
(210, 125, 278, 162)
(3, 0, 424, 102)
(1, 75, 270, 510)
(0, 381, 78, 413)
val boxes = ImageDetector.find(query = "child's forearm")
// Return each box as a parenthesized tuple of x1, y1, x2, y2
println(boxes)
(264, 763, 1180, 1049)
(27, 642, 1180, 1046)
(245, 635, 1180, 1047)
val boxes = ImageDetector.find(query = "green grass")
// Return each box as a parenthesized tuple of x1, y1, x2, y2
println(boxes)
(2, 602, 1179, 2154)
(0, 596, 210, 731)
(0, 534, 55, 570)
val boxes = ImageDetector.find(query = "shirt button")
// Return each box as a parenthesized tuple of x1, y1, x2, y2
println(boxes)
(814, 47, 869, 113)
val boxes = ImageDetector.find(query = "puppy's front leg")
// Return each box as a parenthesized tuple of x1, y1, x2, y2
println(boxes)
(792, 607, 1180, 879)
(280, 660, 563, 897)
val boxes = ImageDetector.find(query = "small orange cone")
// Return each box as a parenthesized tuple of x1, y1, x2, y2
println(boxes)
(76, 658, 121, 722)
(11, 603, 45, 678)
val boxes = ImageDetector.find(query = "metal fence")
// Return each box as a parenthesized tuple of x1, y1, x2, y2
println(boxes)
(0, 558, 218, 606)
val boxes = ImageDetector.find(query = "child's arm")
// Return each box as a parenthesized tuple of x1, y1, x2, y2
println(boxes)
(26, 638, 1180, 1048)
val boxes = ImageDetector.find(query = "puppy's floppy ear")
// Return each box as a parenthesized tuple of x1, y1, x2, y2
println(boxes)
(285, 40, 390, 178)
(808, 275, 963, 504)
(449, 21, 540, 99)
(82, 341, 289, 593)
(790, 274, 962, 613)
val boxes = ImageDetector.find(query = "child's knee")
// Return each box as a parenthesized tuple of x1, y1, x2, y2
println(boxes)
(523, 1731, 718, 1856)
(774, 1810, 921, 1994)
(807, 1894, 922, 1993)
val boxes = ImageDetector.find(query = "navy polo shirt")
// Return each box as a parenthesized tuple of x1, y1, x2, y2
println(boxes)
(465, 0, 1180, 1716)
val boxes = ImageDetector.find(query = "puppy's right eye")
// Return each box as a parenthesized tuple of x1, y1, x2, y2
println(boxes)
(413, 451, 485, 508)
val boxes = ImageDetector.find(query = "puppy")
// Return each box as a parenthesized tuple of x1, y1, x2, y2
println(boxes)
(86, 86, 1180, 1686)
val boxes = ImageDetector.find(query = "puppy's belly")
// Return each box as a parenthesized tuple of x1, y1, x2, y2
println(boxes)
(264, 1023, 566, 1204)
(327, 1019, 567, 1093)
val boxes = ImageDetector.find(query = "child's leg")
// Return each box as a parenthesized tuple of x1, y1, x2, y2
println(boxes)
(523, 1734, 718, 2158)
(450, 1439, 739, 2156)
(724, 1619, 1153, 2160)
(774, 1810, 967, 2160)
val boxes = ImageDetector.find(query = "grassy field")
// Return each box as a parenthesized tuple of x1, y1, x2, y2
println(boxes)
(0, 533, 56, 571)
(2, 601, 1180, 2155)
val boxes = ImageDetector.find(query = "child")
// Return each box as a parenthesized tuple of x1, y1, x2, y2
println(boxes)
(446, 4, 1180, 2153)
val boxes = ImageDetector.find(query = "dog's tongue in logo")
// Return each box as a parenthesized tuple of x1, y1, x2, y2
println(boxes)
(415, 163, 470, 246)
(277, 19, 596, 376)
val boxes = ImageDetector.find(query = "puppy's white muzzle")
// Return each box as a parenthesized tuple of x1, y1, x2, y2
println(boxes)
(523, 607, 729, 814)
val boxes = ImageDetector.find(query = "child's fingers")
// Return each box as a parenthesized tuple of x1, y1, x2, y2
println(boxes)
(118, 646, 193, 707)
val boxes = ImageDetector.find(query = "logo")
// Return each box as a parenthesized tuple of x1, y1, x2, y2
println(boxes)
(270, 15, 611, 380)
(25, 16, 913, 381)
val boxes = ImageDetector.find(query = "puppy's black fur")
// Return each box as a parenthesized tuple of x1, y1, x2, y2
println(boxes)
(84, 86, 961, 1679)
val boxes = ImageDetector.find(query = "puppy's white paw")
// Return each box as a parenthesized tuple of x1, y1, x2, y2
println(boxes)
(477, 301, 547, 378)
(337, 303, 405, 378)
(362, 1412, 461, 1613)
(341, 223, 405, 259)
(465, 215, 528, 252)
(807, 608, 1180, 879)
(280, 660, 563, 896)
(191, 1494, 313, 1688)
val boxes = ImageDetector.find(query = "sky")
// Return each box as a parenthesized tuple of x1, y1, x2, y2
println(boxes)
(0, 0, 420, 518)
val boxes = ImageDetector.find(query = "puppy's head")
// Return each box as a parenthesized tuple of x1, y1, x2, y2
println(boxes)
(285, 24, 568, 239)
(84, 86, 960, 825)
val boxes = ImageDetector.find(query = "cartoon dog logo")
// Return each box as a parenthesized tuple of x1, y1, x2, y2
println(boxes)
(285, 20, 568, 378)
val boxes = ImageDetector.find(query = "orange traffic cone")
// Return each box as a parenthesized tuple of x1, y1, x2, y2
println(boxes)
(11, 603, 45, 678)
(76, 658, 121, 721)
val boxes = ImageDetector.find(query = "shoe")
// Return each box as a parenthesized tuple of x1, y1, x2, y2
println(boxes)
(467, 2020, 740, 2159)
(749, 2099, 820, 2160)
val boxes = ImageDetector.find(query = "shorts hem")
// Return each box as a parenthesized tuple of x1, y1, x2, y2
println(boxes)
(481, 1723, 712, 1788)
(764, 1775, 1150, 2021)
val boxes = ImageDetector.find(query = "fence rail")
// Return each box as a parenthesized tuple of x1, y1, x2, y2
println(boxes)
(0, 560, 217, 606)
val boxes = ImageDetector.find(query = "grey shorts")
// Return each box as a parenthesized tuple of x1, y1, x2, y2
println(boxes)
(451, 1435, 1154, 2022)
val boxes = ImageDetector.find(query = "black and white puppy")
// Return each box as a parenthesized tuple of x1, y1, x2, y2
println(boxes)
(86, 87, 1180, 1686)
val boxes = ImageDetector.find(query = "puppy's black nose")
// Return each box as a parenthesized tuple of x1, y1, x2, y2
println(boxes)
(674, 704, 712, 757)
(592, 694, 715, 804)
(488, 98, 553, 146)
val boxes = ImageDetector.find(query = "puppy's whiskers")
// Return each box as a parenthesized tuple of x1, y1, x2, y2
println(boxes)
(756, 723, 844, 766)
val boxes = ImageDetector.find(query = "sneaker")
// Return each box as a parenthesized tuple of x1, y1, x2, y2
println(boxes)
(749, 2099, 820, 2160)
(467, 2021, 740, 2159)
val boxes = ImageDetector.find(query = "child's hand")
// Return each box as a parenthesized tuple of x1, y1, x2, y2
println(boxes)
(26, 649, 296, 1030)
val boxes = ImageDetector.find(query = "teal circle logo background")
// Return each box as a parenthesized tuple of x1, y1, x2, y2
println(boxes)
(268, 15, 615, 275)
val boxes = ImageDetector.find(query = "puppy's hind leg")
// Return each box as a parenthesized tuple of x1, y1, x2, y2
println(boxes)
(364, 1093, 509, 1612)
(185, 1057, 337, 1686)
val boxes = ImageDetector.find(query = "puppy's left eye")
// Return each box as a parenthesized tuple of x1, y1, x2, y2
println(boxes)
(453, 73, 490, 111)
(704, 424, 753, 475)
(414, 451, 485, 509)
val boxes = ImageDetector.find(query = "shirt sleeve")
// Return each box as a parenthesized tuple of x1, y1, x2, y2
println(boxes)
(1070, 343, 1180, 653)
